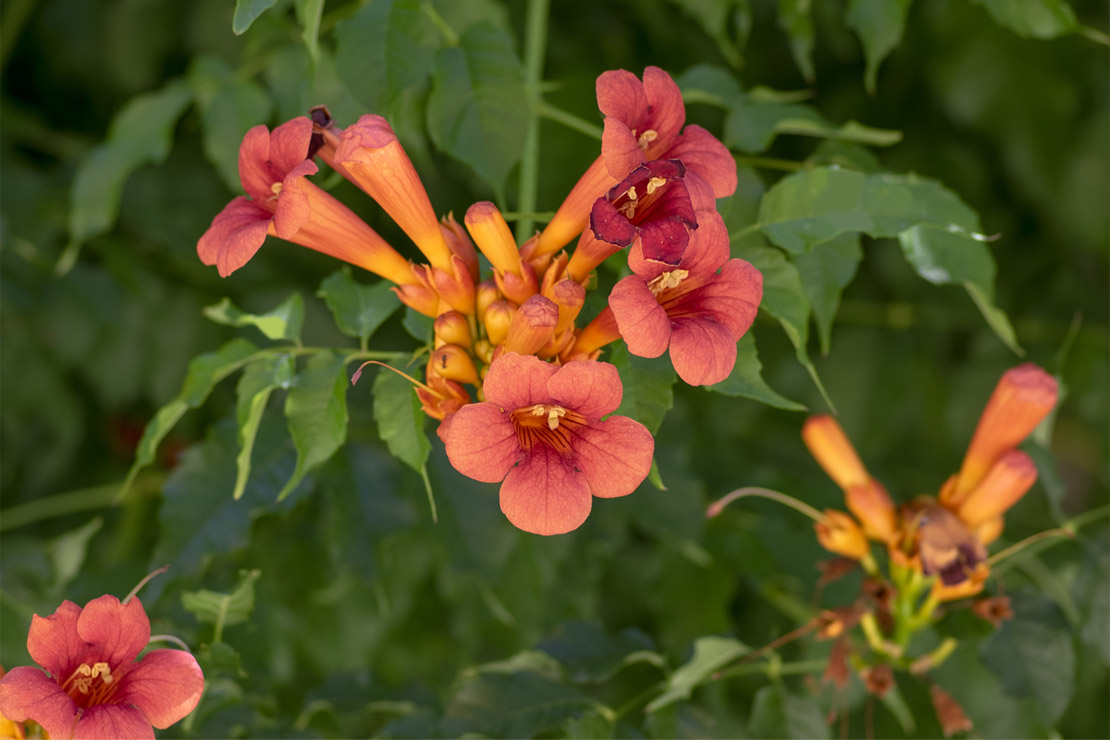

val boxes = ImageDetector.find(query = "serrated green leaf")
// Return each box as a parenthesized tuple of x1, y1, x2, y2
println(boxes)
(203, 294, 305, 343)
(608, 344, 676, 434)
(646, 635, 750, 712)
(334, 0, 439, 113)
(776, 0, 815, 84)
(970, 0, 1077, 38)
(793, 233, 863, 353)
(66, 81, 192, 270)
(846, 0, 913, 94)
(182, 569, 262, 627)
(318, 268, 401, 348)
(233, 354, 295, 500)
(709, 333, 807, 410)
(280, 351, 350, 500)
(232, 0, 279, 34)
(121, 339, 259, 499)
(372, 360, 431, 474)
(427, 21, 528, 194)
(748, 685, 830, 739)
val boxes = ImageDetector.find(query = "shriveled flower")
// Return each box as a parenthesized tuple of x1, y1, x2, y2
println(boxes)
(930, 684, 974, 737)
(0, 596, 203, 740)
(607, 210, 762, 385)
(439, 353, 654, 535)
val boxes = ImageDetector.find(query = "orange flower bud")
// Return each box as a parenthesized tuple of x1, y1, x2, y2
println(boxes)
(441, 212, 479, 283)
(432, 255, 477, 315)
(494, 259, 539, 305)
(465, 201, 522, 277)
(801, 415, 871, 491)
(483, 301, 515, 346)
(533, 156, 618, 257)
(566, 226, 624, 283)
(430, 344, 479, 385)
(391, 265, 439, 317)
(815, 510, 870, 561)
(503, 295, 558, 356)
(473, 338, 494, 365)
(475, 279, 501, 320)
(845, 480, 899, 544)
(950, 363, 1057, 502)
(955, 449, 1038, 527)
(417, 372, 469, 420)
(549, 279, 586, 336)
(974, 516, 1003, 546)
(434, 311, 472, 348)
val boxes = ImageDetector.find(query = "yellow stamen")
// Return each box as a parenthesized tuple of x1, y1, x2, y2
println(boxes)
(638, 129, 658, 149)
(647, 269, 688, 295)
(626, 186, 638, 201)
(617, 202, 637, 219)
(645, 176, 667, 195)
(269, 182, 282, 201)
(528, 403, 567, 430)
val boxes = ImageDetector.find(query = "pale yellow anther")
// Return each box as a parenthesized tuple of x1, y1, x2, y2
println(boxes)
(626, 186, 638, 201)
(91, 662, 114, 683)
(645, 177, 667, 195)
(618, 202, 637, 219)
(269, 182, 283, 201)
(77, 664, 93, 677)
(528, 403, 567, 430)
(648, 269, 689, 295)
(638, 129, 658, 149)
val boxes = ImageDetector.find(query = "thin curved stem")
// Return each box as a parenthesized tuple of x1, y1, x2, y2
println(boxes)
(706, 486, 824, 523)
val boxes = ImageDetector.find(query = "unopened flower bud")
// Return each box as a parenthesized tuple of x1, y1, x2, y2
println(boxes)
(495, 259, 539, 305)
(472, 338, 493, 364)
(845, 480, 899, 544)
(392, 265, 439, 317)
(956, 449, 1038, 527)
(430, 344, 479, 386)
(483, 301, 515, 346)
(815, 510, 870, 561)
(432, 255, 477, 315)
(434, 311, 472, 348)
(802, 415, 870, 491)
(475, 279, 501, 321)
(465, 201, 521, 277)
(503, 295, 558, 356)
(441, 212, 479, 283)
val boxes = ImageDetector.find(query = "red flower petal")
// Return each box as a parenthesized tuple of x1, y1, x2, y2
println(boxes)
(637, 218, 690, 265)
(589, 197, 638, 248)
(547, 361, 623, 420)
(267, 117, 314, 180)
(117, 649, 204, 729)
(75, 703, 154, 740)
(442, 403, 520, 483)
(608, 276, 671, 358)
(26, 600, 83, 680)
(668, 317, 738, 386)
(271, 159, 320, 240)
(0, 666, 79, 740)
(601, 117, 647, 181)
(481, 353, 559, 411)
(697, 257, 762, 340)
(500, 446, 592, 535)
(642, 66, 685, 152)
(75, 596, 150, 670)
(196, 197, 272, 277)
(596, 69, 648, 124)
(237, 124, 274, 202)
(663, 125, 737, 198)
(573, 415, 654, 498)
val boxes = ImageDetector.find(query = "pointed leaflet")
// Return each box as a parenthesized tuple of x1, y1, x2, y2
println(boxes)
(646, 636, 750, 712)
(776, 0, 815, 84)
(233, 354, 295, 500)
(294, 0, 324, 62)
(427, 21, 528, 194)
(970, 0, 1078, 39)
(318, 268, 401, 348)
(726, 100, 901, 154)
(181, 569, 262, 627)
(792, 233, 863, 354)
(232, 0, 279, 34)
(846, 0, 913, 94)
(280, 351, 350, 500)
(709, 333, 807, 410)
(203, 294, 305, 343)
(372, 360, 430, 474)
(120, 338, 259, 499)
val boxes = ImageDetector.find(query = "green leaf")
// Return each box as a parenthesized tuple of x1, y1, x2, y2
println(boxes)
(48, 518, 103, 591)
(335, 0, 439, 113)
(607, 344, 676, 435)
(232, 0, 279, 34)
(846, 0, 913, 94)
(1073, 538, 1110, 664)
(402, 306, 435, 343)
(318, 268, 401, 348)
(748, 684, 830, 739)
(427, 21, 528, 194)
(792, 233, 863, 353)
(280, 351, 350, 500)
(538, 621, 666, 684)
(646, 636, 750, 712)
(970, 0, 1077, 38)
(675, 63, 746, 106)
(66, 81, 192, 271)
(726, 99, 900, 155)
(776, 0, 815, 84)
(980, 591, 1076, 726)
(120, 339, 259, 499)
(372, 360, 431, 474)
(666, 0, 748, 68)
(203, 294, 305, 343)
(181, 569, 262, 626)
(197, 641, 248, 679)
(294, 0, 324, 62)
(233, 354, 295, 500)
(709, 333, 807, 410)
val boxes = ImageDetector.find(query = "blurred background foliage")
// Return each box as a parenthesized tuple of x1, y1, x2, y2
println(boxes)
(1, 0, 1107, 737)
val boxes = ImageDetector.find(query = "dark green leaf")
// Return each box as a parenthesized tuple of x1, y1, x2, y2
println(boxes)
(318, 268, 401, 347)
(48, 518, 103, 591)
(846, 0, 913, 94)
(708, 333, 807, 410)
(792, 233, 863, 354)
(335, 0, 439, 113)
(181, 569, 262, 626)
(970, 0, 1077, 38)
(372, 359, 431, 474)
(203, 294, 305, 343)
(427, 21, 528, 194)
(280, 351, 350, 500)
(748, 684, 830, 739)
(197, 641, 248, 679)
(646, 636, 750, 712)
(726, 98, 900, 155)
(608, 344, 676, 434)
(402, 306, 435, 343)
(233, 354, 295, 500)
(121, 339, 259, 498)
(666, 0, 747, 68)
(431, 0, 511, 34)
(563, 709, 615, 740)
(675, 63, 746, 107)
(776, 0, 815, 84)
(232, 0, 279, 34)
(538, 621, 666, 684)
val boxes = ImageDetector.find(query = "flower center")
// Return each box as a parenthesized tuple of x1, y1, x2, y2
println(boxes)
(637, 129, 658, 150)
(60, 662, 121, 709)
(511, 403, 585, 455)
(269, 182, 283, 202)
(647, 269, 689, 296)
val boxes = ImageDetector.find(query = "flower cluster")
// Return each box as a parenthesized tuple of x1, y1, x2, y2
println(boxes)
(197, 67, 763, 535)
(0, 595, 203, 740)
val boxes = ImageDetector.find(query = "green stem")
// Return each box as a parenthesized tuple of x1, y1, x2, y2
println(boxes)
(536, 101, 603, 140)
(706, 486, 824, 523)
(714, 658, 827, 681)
(989, 504, 1110, 573)
(421, 2, 459, 46)
(514, 0, 550, 243)
(1, 484, 119, 532)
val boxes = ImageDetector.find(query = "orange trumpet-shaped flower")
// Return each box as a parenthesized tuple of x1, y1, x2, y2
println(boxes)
(502, 296, 558, 356)
(955, 449, 1039, 527)
(533, 157, 617, 258)
(948, 363, 1057, 505)
(334, 115, 452, 271)
(815, 510, 871, 561)
(465, 202, 523, 277)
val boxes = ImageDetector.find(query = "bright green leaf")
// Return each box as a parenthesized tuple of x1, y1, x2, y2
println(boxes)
(427, 21, 528, 194)
(970, 0, 1077, 38)
(646, 636, 750, 712)
(181, 569, 262, 626)
(709, 333, 807, 410)
(233, 354, 295, 500)
(203, 294, 305, 343)
(748, 684, 830, 739)
(793, 233, 863, 354)
(608, 344, 676, 434)
(846, 0, 913, 94)
(372, 360, 431, 475)
(318, 268, 401, 348)
(280, 351, 350, 500)
(232, 0, 279, 34)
